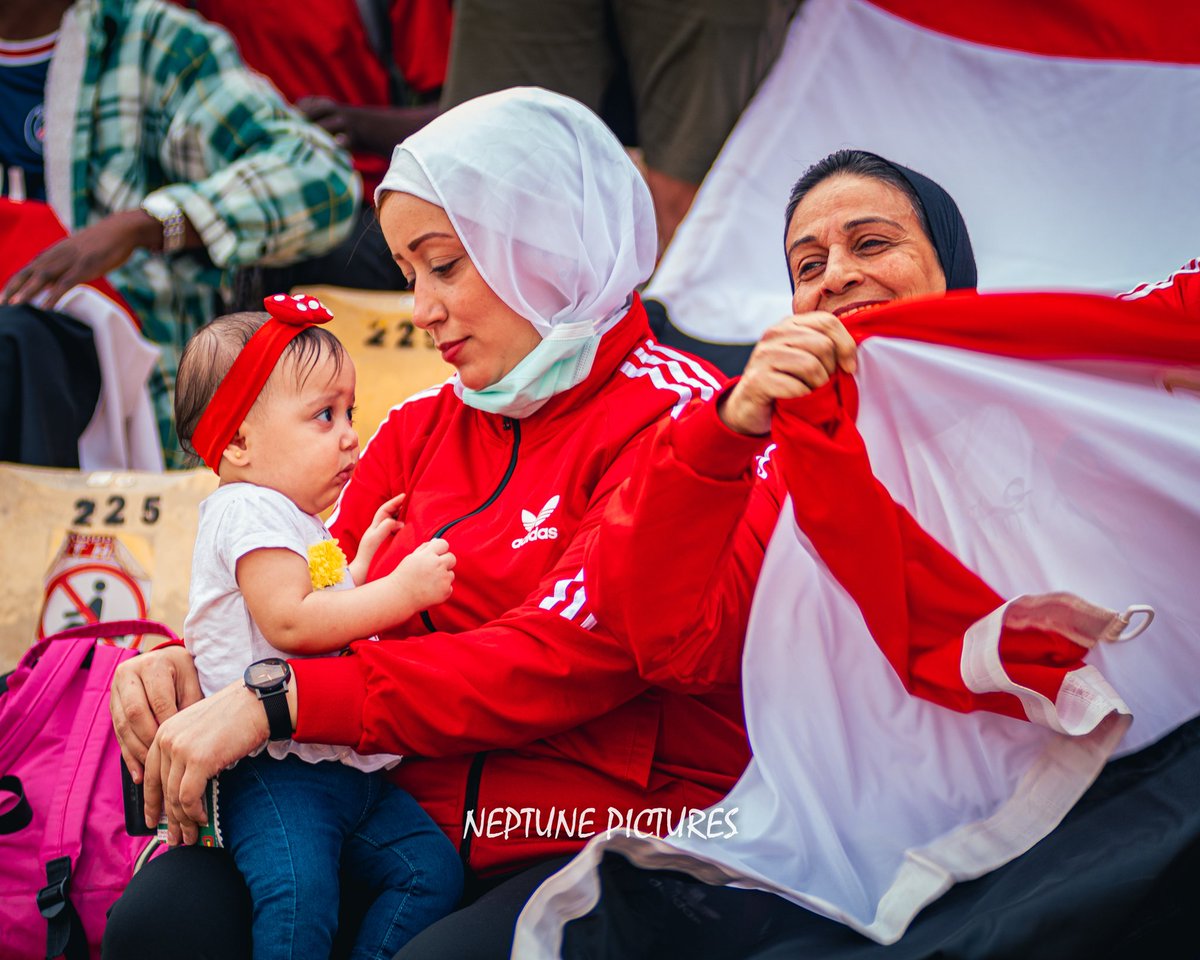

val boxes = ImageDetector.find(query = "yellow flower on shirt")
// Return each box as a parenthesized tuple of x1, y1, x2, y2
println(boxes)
(307, 540, 347, 589)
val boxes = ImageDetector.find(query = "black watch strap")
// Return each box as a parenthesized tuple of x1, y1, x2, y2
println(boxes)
(260, 690, 293, 741)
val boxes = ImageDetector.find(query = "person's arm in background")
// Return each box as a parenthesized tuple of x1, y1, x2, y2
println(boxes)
(294, 0, 449, 162)
(0, 210, 203, 307)
(297, 98, 439, 159)
(2, 4, 359, 306)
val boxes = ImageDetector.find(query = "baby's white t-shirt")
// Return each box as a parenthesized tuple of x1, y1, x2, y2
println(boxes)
(185, 482, 399, 771)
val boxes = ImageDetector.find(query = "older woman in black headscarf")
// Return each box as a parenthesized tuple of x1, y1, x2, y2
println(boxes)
(560, 148, 1197, 960)
(588, 147, 979, 686)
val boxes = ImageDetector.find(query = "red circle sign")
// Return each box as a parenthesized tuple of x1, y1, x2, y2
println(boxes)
(39, 562, 148, 644)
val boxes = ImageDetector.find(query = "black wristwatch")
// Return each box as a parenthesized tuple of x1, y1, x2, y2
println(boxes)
(244, 658, 293, 741)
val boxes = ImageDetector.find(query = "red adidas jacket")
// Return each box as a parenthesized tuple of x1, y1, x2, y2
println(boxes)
(290, 298, 750, 876)
(584, 388, 778, 693)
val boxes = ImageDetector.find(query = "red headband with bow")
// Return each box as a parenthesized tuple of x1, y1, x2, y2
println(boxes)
(191, 293, 335, 473)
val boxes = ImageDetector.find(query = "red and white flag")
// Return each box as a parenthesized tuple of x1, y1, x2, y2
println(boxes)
(648, 0, 1200, 340)
(516, 289, 1200, 952)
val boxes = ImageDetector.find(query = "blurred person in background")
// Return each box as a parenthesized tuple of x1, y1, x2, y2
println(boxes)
(0, 0, 360, 467)
(442, 0, 799, 254)
(182, 0, 453, 292)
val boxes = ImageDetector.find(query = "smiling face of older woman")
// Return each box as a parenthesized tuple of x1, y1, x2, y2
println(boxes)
(785, 173, 947, 318)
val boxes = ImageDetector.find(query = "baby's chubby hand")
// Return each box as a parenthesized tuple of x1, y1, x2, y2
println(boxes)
(353, 493, 407, 572)
(393, 538, 456, 609)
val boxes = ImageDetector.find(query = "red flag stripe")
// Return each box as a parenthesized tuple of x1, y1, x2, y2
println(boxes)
(869, 0, 1200, 64)
(844, 290, 1200, 367)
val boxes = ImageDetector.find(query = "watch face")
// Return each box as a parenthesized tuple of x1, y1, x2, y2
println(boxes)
(246, 659, 288, 689)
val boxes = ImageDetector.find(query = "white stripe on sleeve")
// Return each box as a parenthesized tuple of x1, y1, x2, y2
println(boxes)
(539, 567, 595, 625)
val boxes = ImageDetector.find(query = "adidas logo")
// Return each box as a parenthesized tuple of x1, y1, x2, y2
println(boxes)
(512, 495, 560, 549)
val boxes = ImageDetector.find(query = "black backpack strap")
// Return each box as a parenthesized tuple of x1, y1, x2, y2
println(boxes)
(37, 856, 88, 960)
(0, 775, 32, 833)
(354, 0, 412, 105)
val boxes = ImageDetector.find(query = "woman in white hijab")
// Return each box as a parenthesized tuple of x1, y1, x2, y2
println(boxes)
(106, 88, 747, 960)
(375, 86, 658, 416)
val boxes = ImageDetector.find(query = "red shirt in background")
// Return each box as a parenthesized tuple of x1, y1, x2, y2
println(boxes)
(180, 0, 451, 197)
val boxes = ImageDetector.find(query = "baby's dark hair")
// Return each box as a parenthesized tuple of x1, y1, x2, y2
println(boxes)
(174, 311, 348, 461)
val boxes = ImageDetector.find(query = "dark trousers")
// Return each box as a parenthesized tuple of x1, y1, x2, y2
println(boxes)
(0, 305, 100, 467)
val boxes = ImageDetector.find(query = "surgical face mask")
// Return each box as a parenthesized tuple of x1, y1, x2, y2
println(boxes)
(456, 318, 602, 419)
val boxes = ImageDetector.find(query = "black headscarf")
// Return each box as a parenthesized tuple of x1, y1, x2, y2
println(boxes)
(881, 155, 978, 290)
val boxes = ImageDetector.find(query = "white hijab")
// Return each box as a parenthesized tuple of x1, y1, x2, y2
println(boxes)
(376, 87, 658, 417)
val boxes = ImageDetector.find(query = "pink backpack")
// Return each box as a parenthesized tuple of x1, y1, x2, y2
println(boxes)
(0, 620, 177, 959)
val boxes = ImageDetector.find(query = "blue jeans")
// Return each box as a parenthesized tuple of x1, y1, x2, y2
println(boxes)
(218, 753, 463, 960)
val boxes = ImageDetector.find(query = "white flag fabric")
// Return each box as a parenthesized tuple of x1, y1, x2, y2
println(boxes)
(514, 291, 1200, 953)
(647, 0, 1200, 342)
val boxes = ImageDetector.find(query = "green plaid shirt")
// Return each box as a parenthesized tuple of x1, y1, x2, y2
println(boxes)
(48, 0, 360, 467)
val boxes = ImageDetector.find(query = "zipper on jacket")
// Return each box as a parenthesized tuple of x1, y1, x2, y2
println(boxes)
(458, 751, 488, 866)
(419, 417, 522, 633)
